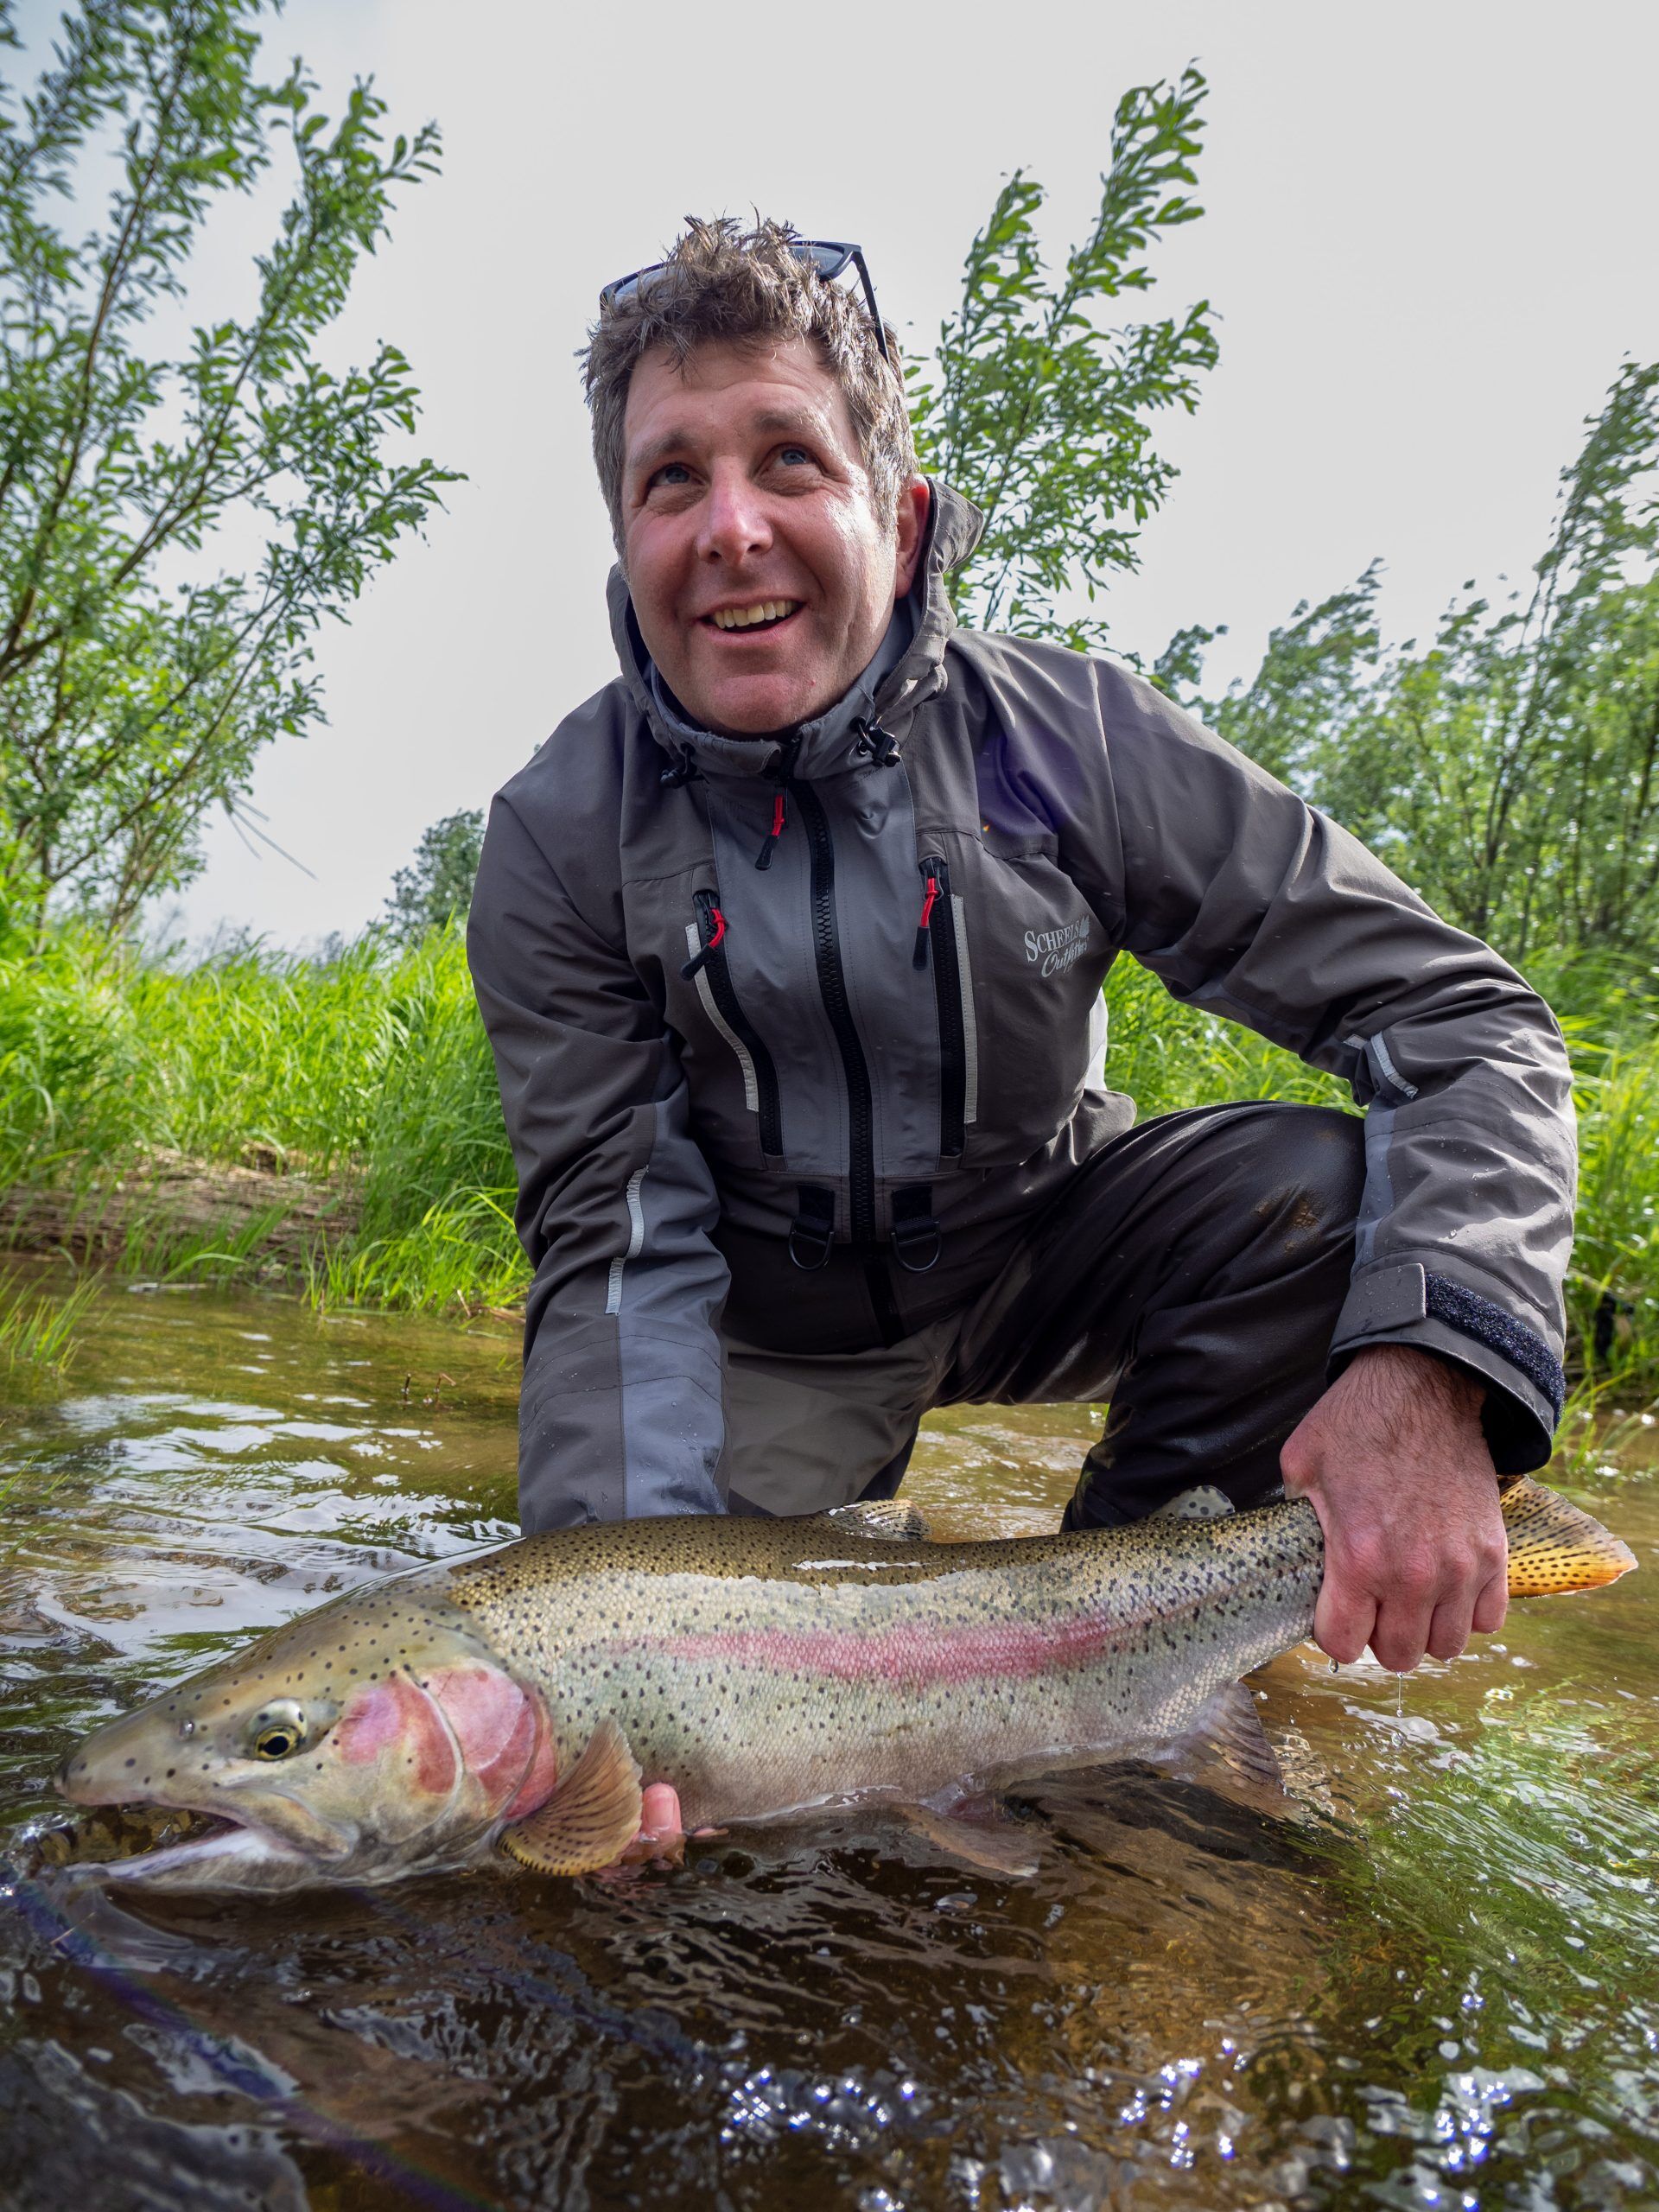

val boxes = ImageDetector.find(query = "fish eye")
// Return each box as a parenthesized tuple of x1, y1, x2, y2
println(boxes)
(247, 1699, 308, 1761)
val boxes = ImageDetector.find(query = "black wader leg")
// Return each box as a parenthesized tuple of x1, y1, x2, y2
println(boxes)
(944, 1102, 1367, 1530)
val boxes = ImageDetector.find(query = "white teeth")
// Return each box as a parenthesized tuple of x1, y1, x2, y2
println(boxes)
(712, 601, 798, 630)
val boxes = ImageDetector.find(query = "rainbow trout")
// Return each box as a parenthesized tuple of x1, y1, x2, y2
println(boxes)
(54, 1481, 1633, 1892)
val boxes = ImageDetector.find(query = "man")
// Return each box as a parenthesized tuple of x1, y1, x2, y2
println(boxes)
(468, 218, 1574, 1695)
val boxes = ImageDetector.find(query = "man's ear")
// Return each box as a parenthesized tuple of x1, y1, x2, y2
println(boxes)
(893, 477, 931, 600)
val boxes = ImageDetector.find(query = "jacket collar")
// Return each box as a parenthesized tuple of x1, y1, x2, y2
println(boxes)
(606, 479, 985, 784)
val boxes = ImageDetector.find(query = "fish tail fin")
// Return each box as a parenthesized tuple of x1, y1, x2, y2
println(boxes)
(1502, 1475, 1637, 1597)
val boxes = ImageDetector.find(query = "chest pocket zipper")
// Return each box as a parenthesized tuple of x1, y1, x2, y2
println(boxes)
(914, 858, 971, 1160)
(683, 892, 784, 1159)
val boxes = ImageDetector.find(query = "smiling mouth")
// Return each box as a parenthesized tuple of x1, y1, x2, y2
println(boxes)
(703, 599, 802, 634)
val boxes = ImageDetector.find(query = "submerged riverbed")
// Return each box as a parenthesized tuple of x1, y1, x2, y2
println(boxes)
(0, 1274, 1655, 2211)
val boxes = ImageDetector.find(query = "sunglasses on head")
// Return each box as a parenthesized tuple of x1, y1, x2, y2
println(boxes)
(599, 239, 891, 365)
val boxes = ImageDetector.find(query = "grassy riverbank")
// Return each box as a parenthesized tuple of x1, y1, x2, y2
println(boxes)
(3, 921, 1658, 1403)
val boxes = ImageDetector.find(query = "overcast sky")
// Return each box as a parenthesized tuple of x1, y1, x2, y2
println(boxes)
(32, 0, 1658, 947)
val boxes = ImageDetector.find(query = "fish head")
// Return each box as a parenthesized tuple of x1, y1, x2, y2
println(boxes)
(55, 1585, 558, 1892)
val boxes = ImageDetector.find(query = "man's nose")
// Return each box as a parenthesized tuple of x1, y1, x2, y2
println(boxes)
(696, 469, 772, 567)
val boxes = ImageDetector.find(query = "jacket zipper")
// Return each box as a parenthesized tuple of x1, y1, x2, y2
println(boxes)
(915, 857, 966, 1160)
(685, 891, 783, 1158)
(787, 767, 876, 1244)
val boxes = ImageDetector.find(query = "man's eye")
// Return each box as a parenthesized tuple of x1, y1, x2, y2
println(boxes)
(776, 445, 811, 467)
(652, 462, 692, 487)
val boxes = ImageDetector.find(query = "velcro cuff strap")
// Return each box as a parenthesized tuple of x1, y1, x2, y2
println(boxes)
(1424, 1273, 1566, 1419)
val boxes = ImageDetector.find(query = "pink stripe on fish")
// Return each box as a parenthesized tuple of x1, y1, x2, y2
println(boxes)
(654, 1611, 1122, 1688)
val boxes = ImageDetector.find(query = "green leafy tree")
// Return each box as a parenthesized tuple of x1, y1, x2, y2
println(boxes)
(0, 0, 455, 931)
(381, 806, 483, 944)
(1184, 363, 1659, 975)
(907, 66, 1217, 649)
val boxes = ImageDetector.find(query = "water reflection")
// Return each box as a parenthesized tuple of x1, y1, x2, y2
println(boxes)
(1, 1273, 1656, 2208)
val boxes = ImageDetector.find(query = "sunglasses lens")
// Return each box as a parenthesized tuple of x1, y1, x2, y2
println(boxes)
(599, 263, 656, 311)
(800, 242, 855, 281)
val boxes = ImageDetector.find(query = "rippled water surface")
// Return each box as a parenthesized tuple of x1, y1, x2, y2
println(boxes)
(2, 1272, 1656, 2210)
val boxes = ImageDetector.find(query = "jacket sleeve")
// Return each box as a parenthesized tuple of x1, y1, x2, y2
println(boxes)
(467, 790, 730, 1531)
(1077, 663, 1576, 1474)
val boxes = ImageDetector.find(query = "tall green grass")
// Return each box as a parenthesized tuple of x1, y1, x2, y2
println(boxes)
(0, 1272, 99, 1389)
(0, 922, 520, 1315)
(4, 922, 1659, 1407)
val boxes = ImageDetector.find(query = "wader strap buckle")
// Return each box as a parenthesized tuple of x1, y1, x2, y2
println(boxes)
(890, 1185, 941, 1274)
(787, 1185, 836, 1272)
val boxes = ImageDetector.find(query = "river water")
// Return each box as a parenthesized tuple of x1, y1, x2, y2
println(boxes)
(0, 1274, 1655, 2211)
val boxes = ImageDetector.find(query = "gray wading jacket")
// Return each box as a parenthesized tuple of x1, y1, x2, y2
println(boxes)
(469, 483, 1576, 1532)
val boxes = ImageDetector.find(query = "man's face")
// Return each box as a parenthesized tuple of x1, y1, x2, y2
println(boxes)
(620, 337, 928, 736)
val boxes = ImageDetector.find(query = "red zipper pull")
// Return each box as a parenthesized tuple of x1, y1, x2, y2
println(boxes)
(754, 791, 787, 871)
(681, 903, 727, 979)
(913, 868, 939, 969)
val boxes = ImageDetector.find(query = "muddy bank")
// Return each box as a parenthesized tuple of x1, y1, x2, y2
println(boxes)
(0, 1149, 359, 1281)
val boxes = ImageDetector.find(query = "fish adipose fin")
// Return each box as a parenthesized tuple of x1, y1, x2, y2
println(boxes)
(1503, 1476, 1637, 1595)
(501, 1715, 642, 1875)
(816, 1499, 931, 1542)
(903, 1802, 1040, 1880)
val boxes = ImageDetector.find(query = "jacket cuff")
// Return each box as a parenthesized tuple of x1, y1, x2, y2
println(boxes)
(1329, 1260, 1564, 1476)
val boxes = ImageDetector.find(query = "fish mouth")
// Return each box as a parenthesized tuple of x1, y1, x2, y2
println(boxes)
(44, 1804, 321, 1893)
(92, 1808, 315, 1891)
(50, 1783, 353, 1893)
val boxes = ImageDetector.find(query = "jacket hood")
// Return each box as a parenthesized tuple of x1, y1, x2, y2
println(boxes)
(605, 479, 985, 783)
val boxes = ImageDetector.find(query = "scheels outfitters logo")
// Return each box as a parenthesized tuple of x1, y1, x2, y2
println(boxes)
(1025, 916, 1090, 977)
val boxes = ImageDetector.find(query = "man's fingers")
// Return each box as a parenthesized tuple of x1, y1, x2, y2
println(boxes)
(1367, 1596, 1433, 1675)
(638, 1782, 683, 1840)
(618, 1782, 685, 1864)
(1425, 1591, 1477, 1663)
(1471, 1565, 1509, 1637)
(1313, 1571, 1377, 1667)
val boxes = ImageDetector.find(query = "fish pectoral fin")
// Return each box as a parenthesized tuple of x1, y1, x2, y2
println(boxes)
(814, 1499, 931, 1542)
(501, 1715, 643, 1876)
(902, 1802, 1040, 1880)
(1501, 1475, 1637, 1595)
(1164, 1682, 1288, 1799)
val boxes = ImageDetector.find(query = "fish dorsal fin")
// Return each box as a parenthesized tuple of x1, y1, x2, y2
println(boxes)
(1502, 1476, 1637, 1596)
(816, 1499, 931, 1542)
(501, 1715, 642, 1876)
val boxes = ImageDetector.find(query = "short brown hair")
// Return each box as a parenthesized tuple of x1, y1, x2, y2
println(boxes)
(582, 217, 917, 552)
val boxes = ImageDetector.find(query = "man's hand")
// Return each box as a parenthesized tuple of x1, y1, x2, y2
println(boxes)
(1280, 1344, 1507, 1672)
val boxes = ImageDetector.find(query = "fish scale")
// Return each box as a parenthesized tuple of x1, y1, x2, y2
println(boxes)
(48, 1480, 1635, 1892)
(441, 1508, 1324, 1827)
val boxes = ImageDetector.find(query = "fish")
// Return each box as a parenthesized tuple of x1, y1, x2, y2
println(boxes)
(51, 1478, 1634, 1894)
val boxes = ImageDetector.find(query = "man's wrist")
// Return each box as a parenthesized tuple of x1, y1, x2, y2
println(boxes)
(1343, 1340, 1487, 1421)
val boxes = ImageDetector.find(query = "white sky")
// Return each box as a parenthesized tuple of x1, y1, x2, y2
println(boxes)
(34, 0, 1657, 947)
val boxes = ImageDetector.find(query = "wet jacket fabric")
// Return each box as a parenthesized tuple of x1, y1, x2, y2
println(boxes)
(468, 483, 1576, 1533)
